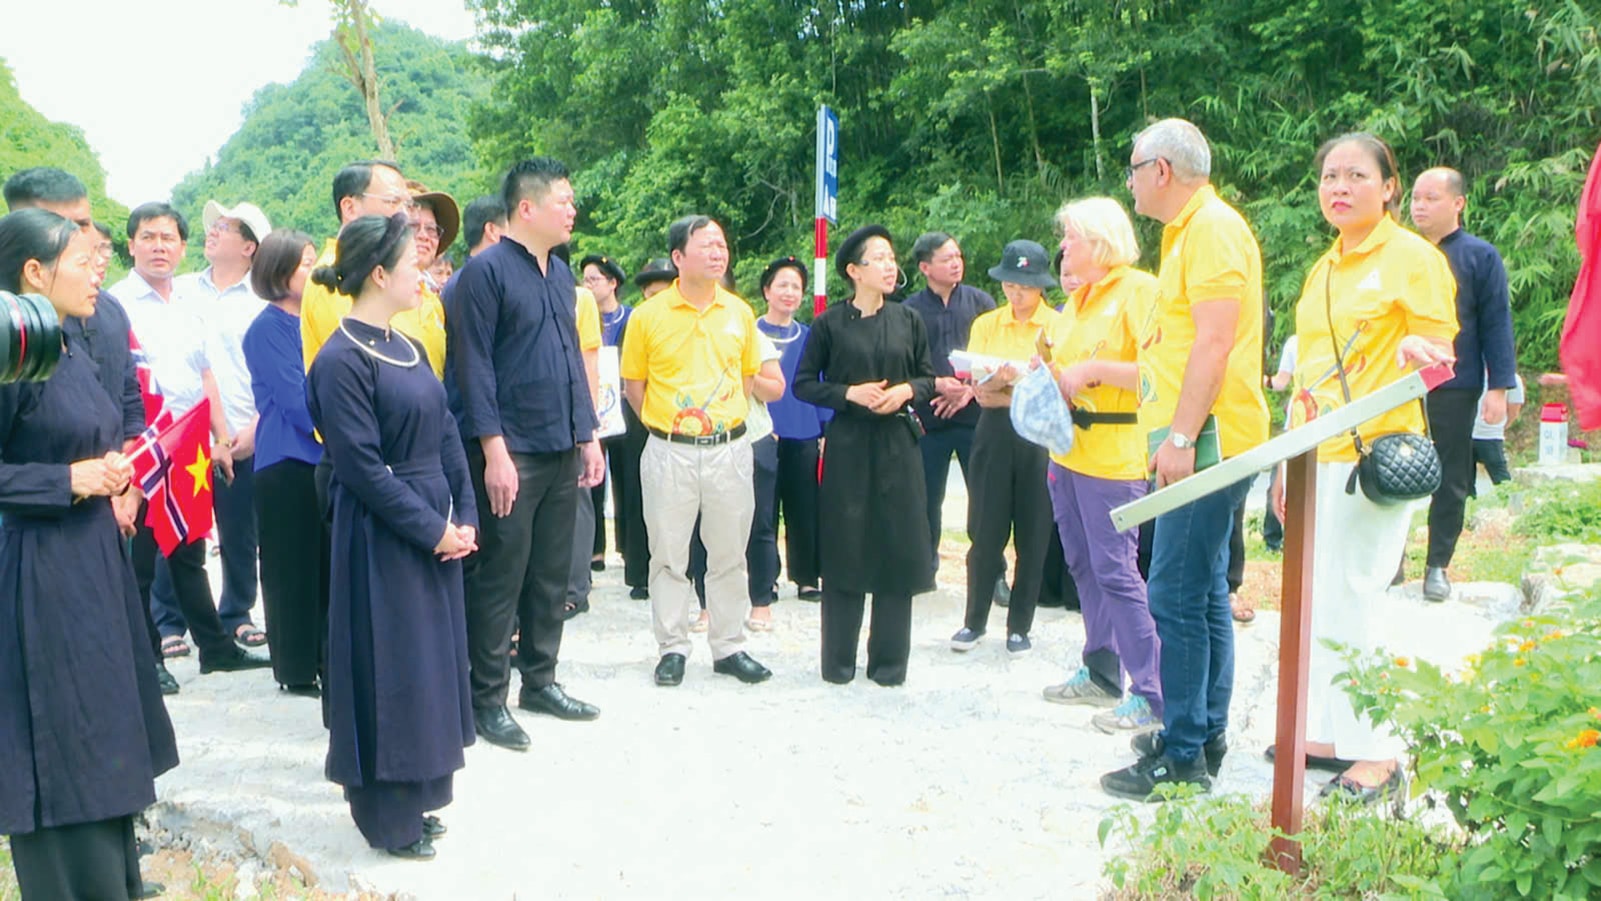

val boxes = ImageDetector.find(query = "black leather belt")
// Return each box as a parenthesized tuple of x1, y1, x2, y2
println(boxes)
(647, 423, 747, 446)
(1071, 409, 1138, 428)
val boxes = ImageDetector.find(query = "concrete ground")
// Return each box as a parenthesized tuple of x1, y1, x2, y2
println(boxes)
(148, 472, 1516, 899)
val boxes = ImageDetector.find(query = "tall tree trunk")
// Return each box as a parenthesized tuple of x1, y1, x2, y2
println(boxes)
(1021, 71, 1047, 190)
(346, 0, 394, 159)
(1090, 81, 1105, 182)
(987, 94, 1004, 196)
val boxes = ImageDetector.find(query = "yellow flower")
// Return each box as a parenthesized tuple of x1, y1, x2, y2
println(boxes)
(1514, 658, 1527, 667)
(1519, 640, 1537, 652)
(1394, 656, 1412, 668)
(1566, 729, 1601, 750)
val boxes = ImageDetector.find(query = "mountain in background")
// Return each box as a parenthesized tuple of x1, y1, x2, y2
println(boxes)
(172, 22, 491, 263)
(0, 58, 129, 235)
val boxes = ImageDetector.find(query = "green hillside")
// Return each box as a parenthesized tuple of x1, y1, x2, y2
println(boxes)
(171, 22, 491, 263)
(0, 58, 129, 235)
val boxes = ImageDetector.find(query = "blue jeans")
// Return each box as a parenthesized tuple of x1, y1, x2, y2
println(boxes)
(1146, 476, 1251, 762)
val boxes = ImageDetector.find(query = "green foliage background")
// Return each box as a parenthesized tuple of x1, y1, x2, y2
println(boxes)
(469, 0, 1600, 361)
(0, 59, 128, 240)
(5, 3, 1600, 371)
(168, 22, 491, 268)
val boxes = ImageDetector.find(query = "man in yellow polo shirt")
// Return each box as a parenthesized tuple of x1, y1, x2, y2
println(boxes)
(300, 160, 447, 379)
(1101, 118, 1270, 802)
(620, 215, 772, 687)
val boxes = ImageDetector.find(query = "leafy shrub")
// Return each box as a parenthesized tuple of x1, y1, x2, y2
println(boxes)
(1343, 590, 1601, 899)
(1099, 791, 1453, 899)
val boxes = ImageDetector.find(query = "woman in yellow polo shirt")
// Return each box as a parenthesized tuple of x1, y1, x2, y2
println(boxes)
(1269, 132, 1457, 804)
(1038, 198, 1166, 736)
(948, 240, 1058, 655)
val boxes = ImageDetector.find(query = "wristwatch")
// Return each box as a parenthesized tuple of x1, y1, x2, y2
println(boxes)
(1169, 431, 1195, 450)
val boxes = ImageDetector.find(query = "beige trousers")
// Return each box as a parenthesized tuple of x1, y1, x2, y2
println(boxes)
(640, 435, 754, 659)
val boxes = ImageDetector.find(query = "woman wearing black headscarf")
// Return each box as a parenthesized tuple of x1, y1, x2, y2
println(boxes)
(794, 225, 935, 686)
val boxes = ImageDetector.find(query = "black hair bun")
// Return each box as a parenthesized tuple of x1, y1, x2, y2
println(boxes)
(309, 265, 341, 291)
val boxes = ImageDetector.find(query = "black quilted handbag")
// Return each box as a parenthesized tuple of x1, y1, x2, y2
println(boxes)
(1323, 267, 1442, 505)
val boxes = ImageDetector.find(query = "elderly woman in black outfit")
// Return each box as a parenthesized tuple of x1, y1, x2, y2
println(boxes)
(794, 225, 935, 686)
(307, 214, 479, 860)
(0, 208, 178, 899)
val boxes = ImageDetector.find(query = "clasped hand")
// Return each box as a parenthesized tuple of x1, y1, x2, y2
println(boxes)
(434, 523, 478, 561)
(845, 380, 913, 414)
(70, 451, 132, 498)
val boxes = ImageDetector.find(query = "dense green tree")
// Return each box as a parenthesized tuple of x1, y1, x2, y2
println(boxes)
(0, 59, 129, 238)
(467, 0, 1598, 363)
(170, 22, 490, 267)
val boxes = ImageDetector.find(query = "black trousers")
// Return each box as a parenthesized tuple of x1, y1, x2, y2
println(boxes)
(591, 437, 620, 558)
(774, 436, 822, 588)
(9, 815, 143, 900)
(919, 424, 975, 567)
(1227, 494, 1247, 595)
(1426, 389, 1480, 568)
(820, 585, 912, 685)
(1472, 438, 1512, 489)
(463, 446, 578, 708)
(1037, 526, 1080, 609)
(255, 459, 329, 688)
(212, 453, 259, 633)
(131, 509, 235, 667)
(963, 410, 1049, 636)
(689, 434, 780, 606)
(1262, 464, 1284, 550)
(611, 407, 650, 589)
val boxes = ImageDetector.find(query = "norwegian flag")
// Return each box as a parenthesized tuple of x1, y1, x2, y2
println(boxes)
(127, 399, 213, 556)
(127, 328, 165, 425)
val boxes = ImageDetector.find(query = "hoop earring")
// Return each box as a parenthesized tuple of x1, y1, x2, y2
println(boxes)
(896, 266, 908, 290)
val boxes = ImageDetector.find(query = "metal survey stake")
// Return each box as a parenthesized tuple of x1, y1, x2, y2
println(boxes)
(1109, 369, 1434, 531)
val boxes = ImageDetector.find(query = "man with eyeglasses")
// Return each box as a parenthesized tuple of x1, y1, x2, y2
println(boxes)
(301, 160, 447, 379)
(1099, 118, 1269, 802)
(164, 201, 273, 654)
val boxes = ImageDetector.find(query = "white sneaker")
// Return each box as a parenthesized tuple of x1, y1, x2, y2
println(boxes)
(1092, 695, 1160, 735)
(1041, 667, 1119, 707)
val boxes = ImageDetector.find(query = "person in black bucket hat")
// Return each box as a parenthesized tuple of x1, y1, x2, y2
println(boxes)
(634, 257, 677, 298)
(947, 239, 1061, 657)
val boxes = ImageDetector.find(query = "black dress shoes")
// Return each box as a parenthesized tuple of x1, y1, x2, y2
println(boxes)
(654, 653, 686, 686)
(473, 706, 530, 751)
(279, 682, 322, 699)
(1423, 566, 1451, 602)
(422, 814, 447, 839)
(712, 651, 772, 684)
(518, 683, 600, 720)
(386, 837, 436, 860)
(630, 586, 650, 600)
(199, 648, 273, 674)
(155, 663, 180, 696)
(1264, 743, 1356, 773)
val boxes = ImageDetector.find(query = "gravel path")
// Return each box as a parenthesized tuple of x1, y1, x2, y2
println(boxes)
(147, 526, 1513, 900)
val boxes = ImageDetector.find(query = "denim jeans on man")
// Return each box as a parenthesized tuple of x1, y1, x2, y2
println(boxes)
(1145, 475, 1252, 762)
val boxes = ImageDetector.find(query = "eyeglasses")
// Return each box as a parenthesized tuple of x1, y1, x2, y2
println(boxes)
(412, 224, 442, 239)
(362, 192, 412, 210)
(1125, 158, 1161, 180)
(208, 220, 238, 235)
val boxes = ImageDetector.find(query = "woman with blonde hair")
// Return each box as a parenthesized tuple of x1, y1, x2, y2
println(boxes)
(1040, 197, 1167, 738)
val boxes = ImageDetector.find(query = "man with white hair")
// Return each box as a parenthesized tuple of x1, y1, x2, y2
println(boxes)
(1101, 118, 1269, 801)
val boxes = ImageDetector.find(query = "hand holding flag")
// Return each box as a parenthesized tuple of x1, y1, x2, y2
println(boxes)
(126, 399, 215, 556)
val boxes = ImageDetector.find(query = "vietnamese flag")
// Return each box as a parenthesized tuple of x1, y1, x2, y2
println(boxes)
(1560, 140, 1601, 430)
(127, 398, 214, 556)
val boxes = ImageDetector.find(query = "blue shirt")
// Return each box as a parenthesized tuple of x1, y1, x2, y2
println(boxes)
(445, 236, 596, 453)
(242, 304, 322, 470)
(901, 283, 996, 430)
(1436, 228, 1516, 392)
(757, 318, 831, 440)
(601, 303, 632, 347)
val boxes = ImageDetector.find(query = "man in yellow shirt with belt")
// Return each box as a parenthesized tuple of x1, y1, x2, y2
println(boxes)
(620, 215, 773, 687)
(1101, 118, 1270, 802)
(301, 160, 447, 379)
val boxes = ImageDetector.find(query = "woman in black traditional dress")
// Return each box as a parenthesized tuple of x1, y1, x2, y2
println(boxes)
(793, 225, 935, 686)
(306, 214, 478, 860)
(0, 208, 178, 898)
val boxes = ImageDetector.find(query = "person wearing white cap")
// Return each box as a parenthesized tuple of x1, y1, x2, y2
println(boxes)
(168, 200, 273, 648)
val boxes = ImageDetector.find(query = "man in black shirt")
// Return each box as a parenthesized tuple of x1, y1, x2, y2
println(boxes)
(449, 158, 606, 750)
(901, 232, 995, 576)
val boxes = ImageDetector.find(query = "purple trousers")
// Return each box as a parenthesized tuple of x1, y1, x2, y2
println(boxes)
(1048, 463, 1163, 716)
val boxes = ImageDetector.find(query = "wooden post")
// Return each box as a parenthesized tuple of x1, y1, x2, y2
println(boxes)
(1268, 451, 1317, 872)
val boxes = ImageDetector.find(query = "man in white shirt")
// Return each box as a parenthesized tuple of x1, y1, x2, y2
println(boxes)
(109, 202, 269, 676)
(1472, 373, 1525, 492)
(170, 201, 272, 649)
